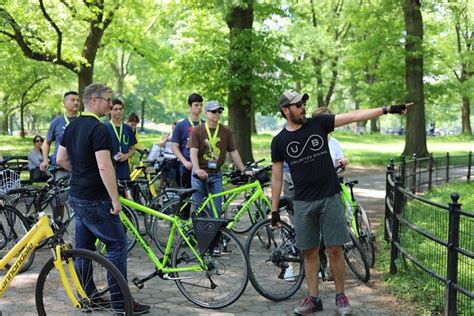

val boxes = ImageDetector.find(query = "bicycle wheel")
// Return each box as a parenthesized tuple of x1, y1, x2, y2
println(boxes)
(230, 198, 269, 234)
(246, 219, 304, 301)
(172, 226, 249, 309)
(343, 229, 370, 282)
(35, 248, 133, 315)
(0, 204, 35, 273)
(145, 191, 178, 238)
(151, 198, 203, 254)
(354, 204, 375, 267)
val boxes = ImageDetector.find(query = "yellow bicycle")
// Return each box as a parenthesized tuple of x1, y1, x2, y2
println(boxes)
(0, 204, 133, 315)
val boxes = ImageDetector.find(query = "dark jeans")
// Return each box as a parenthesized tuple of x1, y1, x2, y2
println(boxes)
(69, 195, 128, 309)
(191, 172, 223, 217)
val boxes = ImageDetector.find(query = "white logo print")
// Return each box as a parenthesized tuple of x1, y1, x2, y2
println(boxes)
(286, 134, 324, 158)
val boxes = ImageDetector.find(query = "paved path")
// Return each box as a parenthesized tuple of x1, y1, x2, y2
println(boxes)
(1, 166, 417, 315)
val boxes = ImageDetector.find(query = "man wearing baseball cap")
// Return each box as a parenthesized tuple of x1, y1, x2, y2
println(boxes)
(271, 89, 410, 315)
(189, 100, 247, 216)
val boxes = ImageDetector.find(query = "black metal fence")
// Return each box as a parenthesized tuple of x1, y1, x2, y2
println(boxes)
(385, 152, 473, 315)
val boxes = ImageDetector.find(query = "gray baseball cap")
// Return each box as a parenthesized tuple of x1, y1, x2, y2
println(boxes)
(205, 101, 224, 112)
(278, 89, 309, 108)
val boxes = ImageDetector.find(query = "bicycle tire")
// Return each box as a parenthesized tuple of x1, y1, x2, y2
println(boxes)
(150, 198, 203, 254)
(354, 204, 375, 267)
(230, 198, 269, 234)
(35, 248, 133, 315)
(343, 229, 370, 282)
(0, 204, 35, 273)
(246, 218, 304, 301)
(145, 191, 178, 238)
(172, 226, 249, 309)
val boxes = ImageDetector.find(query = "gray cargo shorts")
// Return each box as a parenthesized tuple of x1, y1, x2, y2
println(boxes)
(293, 194, 350, 250)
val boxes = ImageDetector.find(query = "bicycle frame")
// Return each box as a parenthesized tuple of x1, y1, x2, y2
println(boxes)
(0, 213, 86, 308)
(339, 181, 358, 235)
(130, 163, 159, 198)
(196, 180, 271, 230)
(118, 197, 205, 273)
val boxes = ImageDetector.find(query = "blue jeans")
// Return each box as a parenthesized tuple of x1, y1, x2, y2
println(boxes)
(69, 195, 128, 308)
(191, 172, 223, 217)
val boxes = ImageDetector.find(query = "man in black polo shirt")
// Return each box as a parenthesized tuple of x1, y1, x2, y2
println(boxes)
(56, 83, 150, 314)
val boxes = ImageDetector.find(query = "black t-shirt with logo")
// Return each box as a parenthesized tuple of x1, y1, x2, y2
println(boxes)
(271, 115, 340, 201)
(61, 116, 112, 200)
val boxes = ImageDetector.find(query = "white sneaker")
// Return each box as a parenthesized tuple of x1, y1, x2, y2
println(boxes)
(284, 266, 296, 282)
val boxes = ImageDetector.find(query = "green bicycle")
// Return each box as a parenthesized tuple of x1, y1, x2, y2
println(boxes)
(118, 191, 249, 309)
(150, 166, 272, 254)
(337, 165, 375, 268)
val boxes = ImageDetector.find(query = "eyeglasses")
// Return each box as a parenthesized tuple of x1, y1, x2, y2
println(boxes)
(34, 139, 43, 143)
(96, 96, 112, 104)
(112, 108, 123, 111)
(290, 100, 306, 108)
(209, 110, 223, 114)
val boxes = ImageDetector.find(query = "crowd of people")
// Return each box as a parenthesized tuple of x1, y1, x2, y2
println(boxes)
(23, 84, 407, 315)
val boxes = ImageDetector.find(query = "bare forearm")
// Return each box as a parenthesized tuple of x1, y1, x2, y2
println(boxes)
(172, 143, 187, 164)
(190, 148, 200, 171)
(99, 164, 119, 202)
(42, 142, 51, 162)
(335, 108, 384, 127)
(230, 150, 245, 172)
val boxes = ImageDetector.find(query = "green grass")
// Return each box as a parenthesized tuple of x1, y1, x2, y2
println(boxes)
(376, 181, 474, 314)
(1, 132, 472, 168)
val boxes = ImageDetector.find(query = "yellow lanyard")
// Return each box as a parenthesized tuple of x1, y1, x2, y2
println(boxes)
(63, 112, 79, 126)
(205, 122, 220, 159)
(81, 112, 100, 122)
(110, 121, 123, 152)
(187, 117, 203, 129)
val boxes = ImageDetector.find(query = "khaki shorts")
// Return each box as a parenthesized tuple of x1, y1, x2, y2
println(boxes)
(293, 194, 350, 250)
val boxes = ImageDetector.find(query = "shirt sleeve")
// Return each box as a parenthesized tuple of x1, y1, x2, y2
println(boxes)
(188, 126, 199, 149)
(91, 124, 112, 152)
(171, 121, 182, 143)
(28, 150, 42, 168)
(46, 117, 58, 142)
(271, 136, 284, 162)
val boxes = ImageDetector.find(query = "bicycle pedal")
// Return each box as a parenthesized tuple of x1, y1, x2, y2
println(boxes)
(132, 277, 144, 289)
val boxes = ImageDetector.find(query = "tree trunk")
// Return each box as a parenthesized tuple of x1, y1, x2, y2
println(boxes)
(78, 68, 93, 109)
(402, 0, 428, 157)
(1, 115, 8, 135)
(462, 95, 472, 135)
(20, 105, 25, 137)
(140, 99, 145, 132)
(225, 0, 254, 163)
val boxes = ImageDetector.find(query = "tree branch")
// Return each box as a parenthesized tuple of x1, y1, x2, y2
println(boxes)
(39, 0, 63, 60)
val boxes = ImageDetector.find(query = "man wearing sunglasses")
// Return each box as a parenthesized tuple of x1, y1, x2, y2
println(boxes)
(189, 101, 247, 216)
(270, 89, 409, 315)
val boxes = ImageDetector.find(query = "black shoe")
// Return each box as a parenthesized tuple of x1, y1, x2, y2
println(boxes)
(82, 296, 111, 312)
(133, 301, 151, 315)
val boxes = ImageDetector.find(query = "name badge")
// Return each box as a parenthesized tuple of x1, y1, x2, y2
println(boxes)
(207, 160, 217, 170)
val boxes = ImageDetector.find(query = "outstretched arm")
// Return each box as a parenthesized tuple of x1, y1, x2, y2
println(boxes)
(334, 103, 410, 128)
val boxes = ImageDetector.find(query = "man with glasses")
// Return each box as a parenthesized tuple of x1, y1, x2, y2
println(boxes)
(270, 89, 409, 315)
(56, 83, 150, 314)
(105, 99, 137, 180)
(189, 101, 247, 216)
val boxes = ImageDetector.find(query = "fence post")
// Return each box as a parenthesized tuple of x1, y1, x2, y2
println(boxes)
(468, 151, 472, 183)
(445, 152, 450, 184)
(400, 155, 406, 187)
(390, 175, 403, 274)
(411, 153, 417, 194)
(445, 193, 461, 316)
(428, 153, 434, 191)
(385, 159, 395, 242)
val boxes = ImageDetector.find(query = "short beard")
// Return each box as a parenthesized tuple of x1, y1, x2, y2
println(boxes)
(288, 110, 307, 125)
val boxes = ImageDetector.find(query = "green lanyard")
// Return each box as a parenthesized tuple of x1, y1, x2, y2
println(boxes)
(110, 121, 124, 152)
(81, 112, 100, 122)
(188, 117, 203, 128)
(205, 122, 220, 160)
(63, 112, 79, 126)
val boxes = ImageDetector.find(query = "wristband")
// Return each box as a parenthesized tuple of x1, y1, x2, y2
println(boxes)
(382, 105, 388, 115)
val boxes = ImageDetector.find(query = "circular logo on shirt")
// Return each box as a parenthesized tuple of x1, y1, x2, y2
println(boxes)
(286, 134, 324, 158)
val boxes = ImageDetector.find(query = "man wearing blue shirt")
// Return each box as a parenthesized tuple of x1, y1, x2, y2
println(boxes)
(171, 93, 204, 189)
(104, 99, 137, 180)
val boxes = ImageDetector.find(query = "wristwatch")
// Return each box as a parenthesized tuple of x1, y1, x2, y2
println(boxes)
(382, 105, 388, 115)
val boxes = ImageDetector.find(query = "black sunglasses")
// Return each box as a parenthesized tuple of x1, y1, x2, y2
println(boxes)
(209, 110, 223, 114)
(290, 100, 306, 108)
(34, 139, 43, 143)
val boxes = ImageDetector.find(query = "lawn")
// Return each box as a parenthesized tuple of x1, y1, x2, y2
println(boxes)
(1, 132, 472, 168)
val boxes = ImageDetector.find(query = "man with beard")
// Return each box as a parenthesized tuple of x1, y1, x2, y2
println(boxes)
(270, 89, 409, 315)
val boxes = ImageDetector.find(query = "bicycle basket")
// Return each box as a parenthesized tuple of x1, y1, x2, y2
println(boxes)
(0, 169, 20, 195)
(192, 217, 229, 255)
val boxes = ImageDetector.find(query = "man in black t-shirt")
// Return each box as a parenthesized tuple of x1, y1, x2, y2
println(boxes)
(56, 83, 150, 314)
(271, 89, 409, 315)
